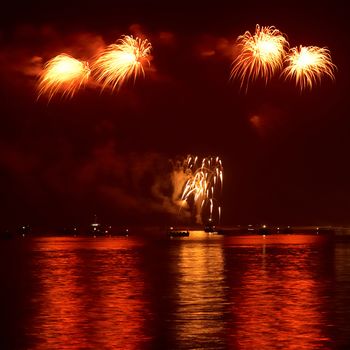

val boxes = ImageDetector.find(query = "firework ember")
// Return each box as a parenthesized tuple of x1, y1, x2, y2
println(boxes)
(282, 45, 336, 91)
(93, 35, 152, 91)
(179, 155, 223, 224)
(38, 54, 90, 100)
(231, 24, 288, 91)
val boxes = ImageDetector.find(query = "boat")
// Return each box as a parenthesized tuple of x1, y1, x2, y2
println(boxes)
(204, 219, 217, 233)
(316, 227, 334, 235)
(167, 229, 190, 238)
(258, 225, 270, 235)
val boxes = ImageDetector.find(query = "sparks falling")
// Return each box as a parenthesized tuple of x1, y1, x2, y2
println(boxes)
(231, 24, 288, 91)
(282, 45, 336, 91)
(38, 54, 90, 100)
(180, 155, 223, 225)
(93, 35, 152, 91)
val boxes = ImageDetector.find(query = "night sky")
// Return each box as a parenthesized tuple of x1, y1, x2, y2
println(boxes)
(0, 1, 349, 227)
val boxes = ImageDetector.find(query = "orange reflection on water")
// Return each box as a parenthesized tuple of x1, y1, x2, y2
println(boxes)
(30, 237, 150, 349)
(227, 236, 332, 349)
(173, 235, 226, 348)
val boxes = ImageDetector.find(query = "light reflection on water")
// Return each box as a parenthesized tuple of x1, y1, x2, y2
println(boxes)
(174, 239, 226, 349)
(227, 244, 333, 349)
(30, 238, 150, 350)
(1, 234, 350, 349)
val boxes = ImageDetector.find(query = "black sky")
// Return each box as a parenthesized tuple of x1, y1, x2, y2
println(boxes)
(0, 1, 349, 227)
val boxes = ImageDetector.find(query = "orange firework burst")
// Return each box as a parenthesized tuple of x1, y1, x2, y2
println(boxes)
(38, 54, 90, 100)
(231, 24, 288, 91)
(282, 45, 336, 91)
(180, 155, 223, 224)
(93, 35, 152, 91)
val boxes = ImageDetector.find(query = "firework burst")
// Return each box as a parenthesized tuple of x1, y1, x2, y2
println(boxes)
(231, 24, 288, 91)
(38, 54, 90, 100)
(282, 45, 336, 91)
(179, 155, 223, 225)
(93, 35, 152, 91)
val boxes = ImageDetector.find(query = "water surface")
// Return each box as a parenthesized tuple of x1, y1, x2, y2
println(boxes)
(1, 233, 349, 349)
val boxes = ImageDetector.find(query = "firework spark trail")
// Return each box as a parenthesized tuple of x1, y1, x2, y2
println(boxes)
(93, 35, 152, 91)
(231, 24, 288, 91)
(38, 54, 90, 100)
(282, 45, 336, 91)
(179, 155, 223, 224)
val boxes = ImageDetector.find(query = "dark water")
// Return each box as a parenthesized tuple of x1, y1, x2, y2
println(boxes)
(1, 232, 350, 349)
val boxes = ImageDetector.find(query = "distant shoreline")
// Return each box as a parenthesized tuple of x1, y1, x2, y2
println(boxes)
(2, 226, 350, 240)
